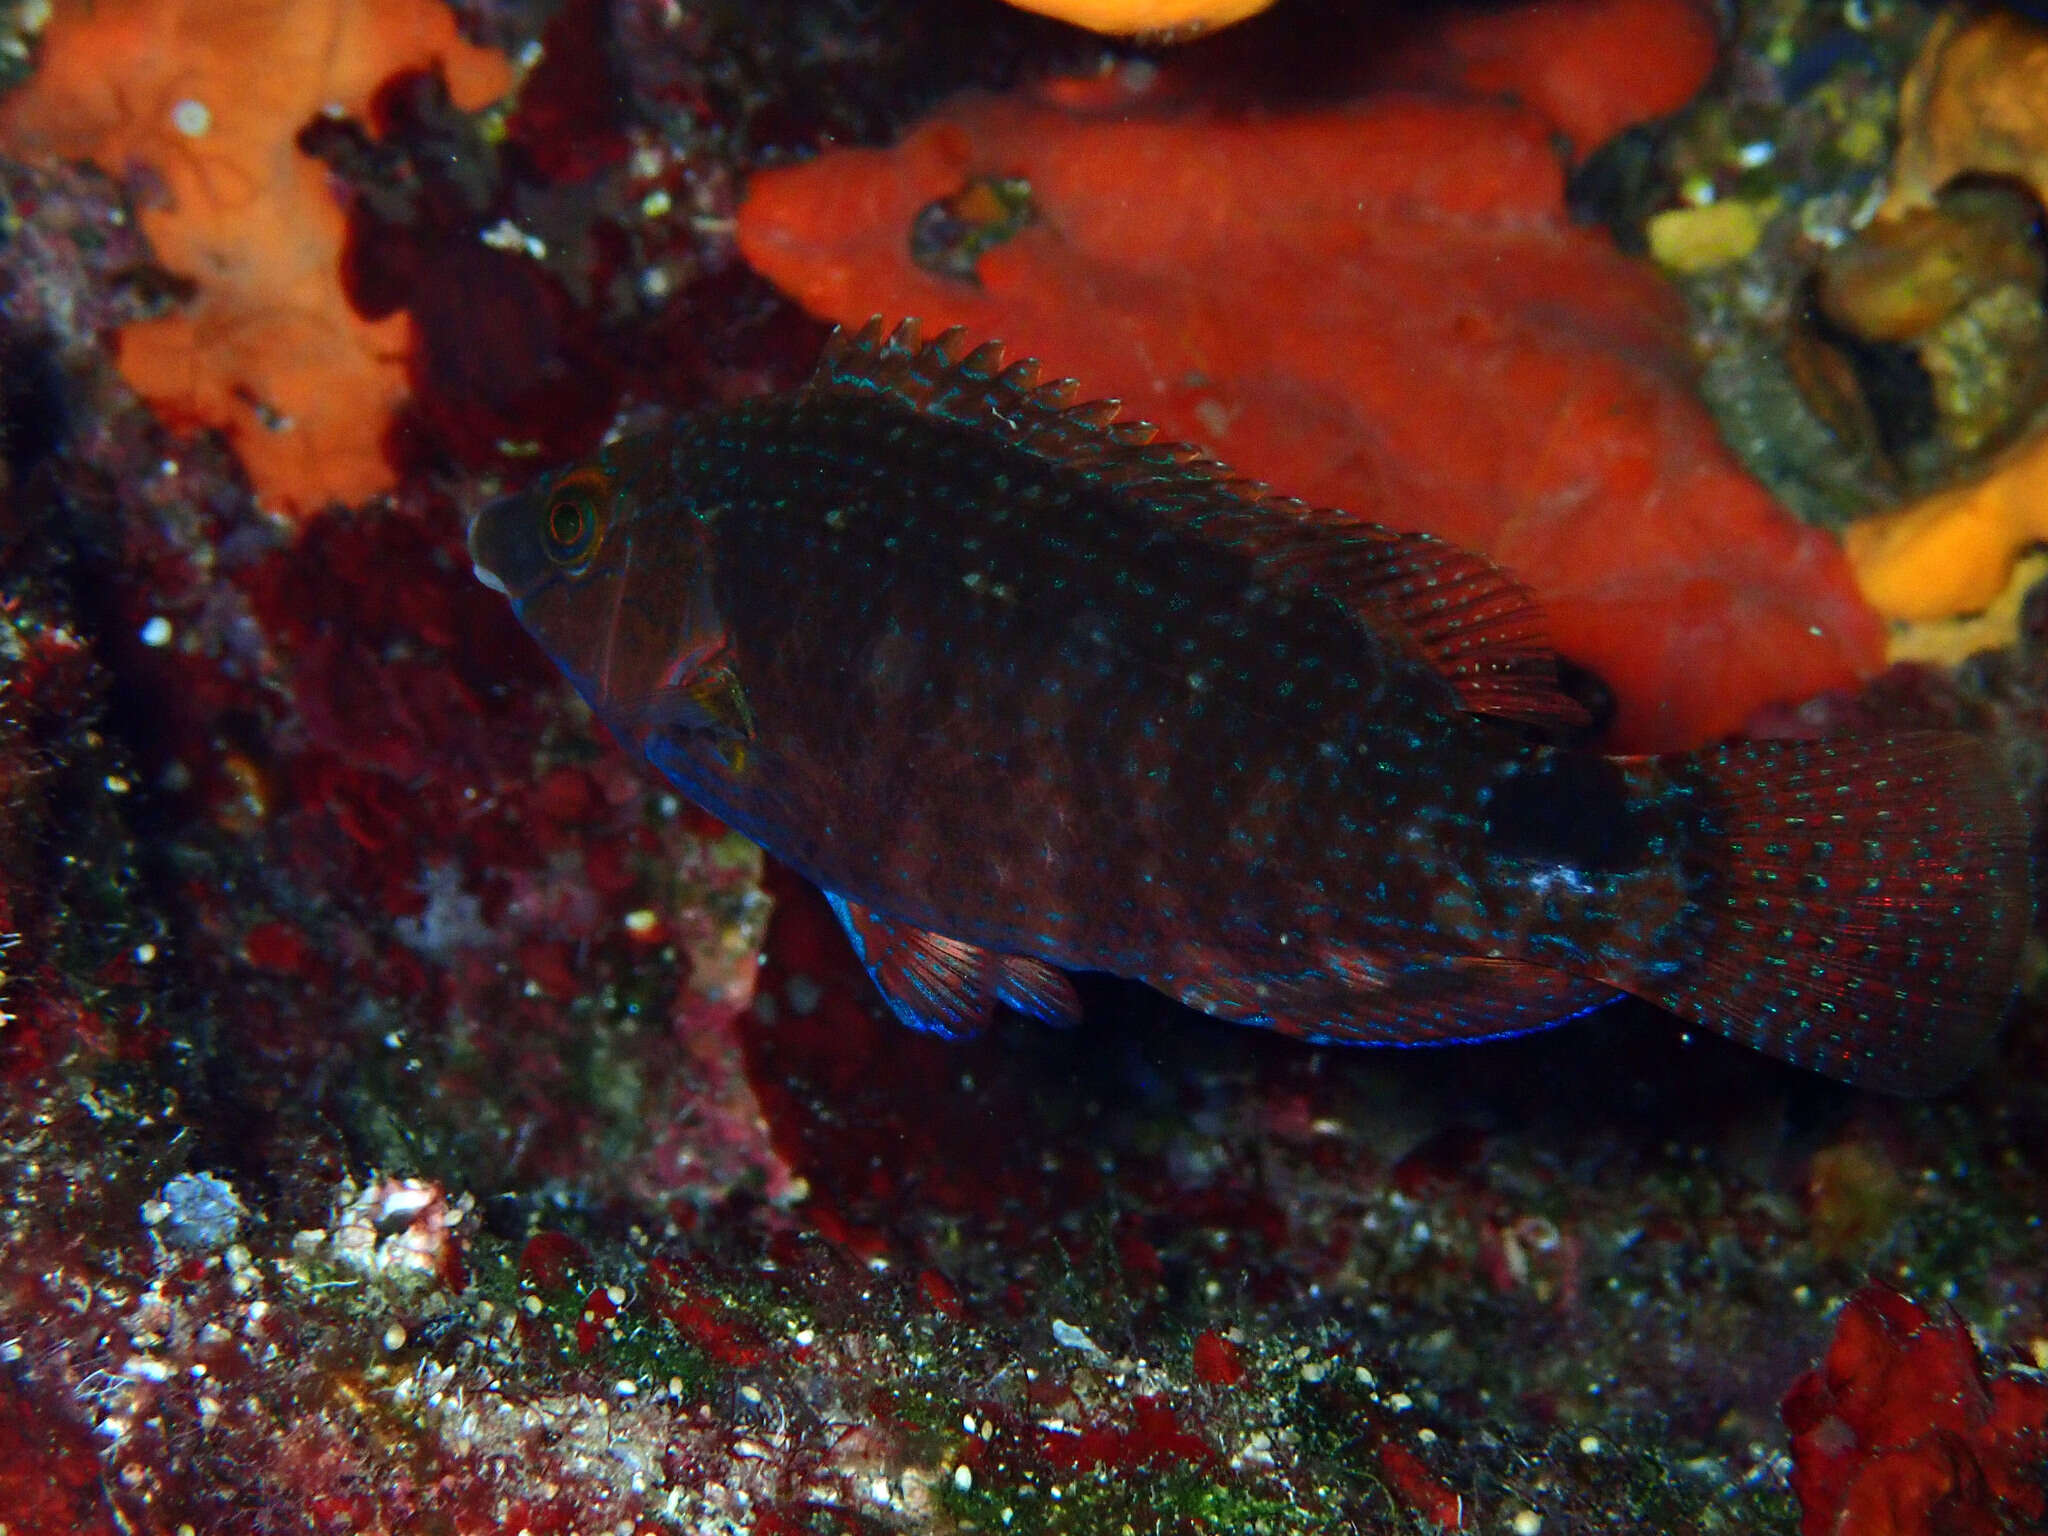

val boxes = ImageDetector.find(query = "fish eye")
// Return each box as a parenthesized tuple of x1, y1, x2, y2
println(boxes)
(542, 468, 608, 568)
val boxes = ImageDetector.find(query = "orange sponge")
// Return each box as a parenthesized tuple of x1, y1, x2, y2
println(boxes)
(998, 0, 1277, 35)
(0, 0, 512, 513)
(1844, 431, 2048, 624)
(736, 3, 1880, 752)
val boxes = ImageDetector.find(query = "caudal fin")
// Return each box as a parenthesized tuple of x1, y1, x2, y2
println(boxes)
(1631, 734, 2031, 1094)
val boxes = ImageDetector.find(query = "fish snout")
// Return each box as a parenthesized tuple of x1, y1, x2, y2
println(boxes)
(468, 492, 545, 600)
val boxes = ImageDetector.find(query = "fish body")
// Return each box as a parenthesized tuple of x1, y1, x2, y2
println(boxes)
(470, 321, 2029, 1092)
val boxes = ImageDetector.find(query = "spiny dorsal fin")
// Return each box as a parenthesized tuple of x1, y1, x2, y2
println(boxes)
(811, 318, 1585, 728)
(810, 317, 1146, 459)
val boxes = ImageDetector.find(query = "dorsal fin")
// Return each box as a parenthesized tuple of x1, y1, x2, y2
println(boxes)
(1254, 525, 1591, 728)
(810, 318, 1586, 728)
(810, 316, 1150, 462)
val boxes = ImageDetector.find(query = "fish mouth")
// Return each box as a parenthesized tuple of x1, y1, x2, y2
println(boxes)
(472, 560, 509, 596)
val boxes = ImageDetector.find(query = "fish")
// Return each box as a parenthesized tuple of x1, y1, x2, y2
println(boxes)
(469, 318, 2031, 1093)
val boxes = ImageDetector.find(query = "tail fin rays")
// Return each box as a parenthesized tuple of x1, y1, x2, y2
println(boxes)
(1632, 735, 2029, 1094)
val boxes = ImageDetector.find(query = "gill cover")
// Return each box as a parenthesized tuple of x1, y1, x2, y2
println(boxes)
(470, 438, 743, 767)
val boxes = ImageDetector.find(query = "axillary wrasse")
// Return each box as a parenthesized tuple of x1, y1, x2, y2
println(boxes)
(470, 319, 2029, 1093)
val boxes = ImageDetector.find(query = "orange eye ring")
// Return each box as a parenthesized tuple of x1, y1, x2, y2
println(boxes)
(542, 468, 609, 567)
(547, 497, 589, 549)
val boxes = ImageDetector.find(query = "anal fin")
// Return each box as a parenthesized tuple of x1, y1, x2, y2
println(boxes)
(826, 893, 1083, 1039)
(1168, 952, 1619, 1046)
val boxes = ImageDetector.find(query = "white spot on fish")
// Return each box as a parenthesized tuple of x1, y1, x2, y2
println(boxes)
(1526, 865, 1596, 898)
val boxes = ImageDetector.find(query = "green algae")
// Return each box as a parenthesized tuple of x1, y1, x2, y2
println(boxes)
(943, 1467, 1336, 1536)
(1591, 0, 1938, 529)
(0, 0, 48, 98)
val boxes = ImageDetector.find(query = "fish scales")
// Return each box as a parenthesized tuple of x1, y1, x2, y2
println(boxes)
(702, 395, 1498, 964)
(470, 319, 2030, 1092)
(558, 390, 1682, 1008)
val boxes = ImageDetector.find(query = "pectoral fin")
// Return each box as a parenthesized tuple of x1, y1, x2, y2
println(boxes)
(639, 652, 755, 771)
(826, 893, 1083, 1039)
